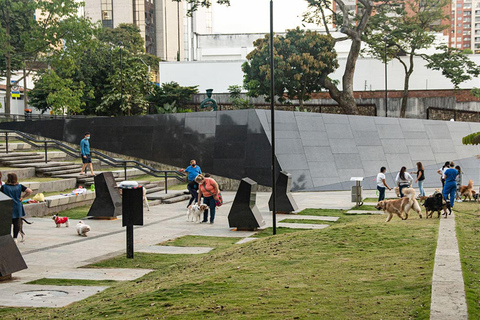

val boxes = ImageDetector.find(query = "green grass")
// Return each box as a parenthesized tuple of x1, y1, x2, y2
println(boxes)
(0, 209, 439, 320)
(41, 204, 90, 220)
(252, 227, 307, 238)
(453, 202, 480, 319)
(26, 278, 118, 287)
(22, 177, 62, 183)
(297, 208, 346, 217)
(350, 204, 378, 211)
(364, 197, 397, 202)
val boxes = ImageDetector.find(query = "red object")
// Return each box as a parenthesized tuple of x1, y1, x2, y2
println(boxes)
(55, 216, 68, 224)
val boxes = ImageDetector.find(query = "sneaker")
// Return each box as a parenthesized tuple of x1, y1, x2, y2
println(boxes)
(200, 220, 208, 223)
(210, 221, 214, 224)
(13, 238, 17, 244)
(456, 200, 463, 203)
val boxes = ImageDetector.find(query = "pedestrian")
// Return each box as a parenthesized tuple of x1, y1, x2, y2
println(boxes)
(455, 165, 463, 202)
(437, 161, 450, 189)
(0, 173, 32, 244)
(195, 174, 220, 224)
(395, 166, 413, 198)
(410, 162, 425, 198)
(376, 167, 391, 202)
(443, 162, 458, 208)
(179, 160, 202, 207)
(0, 172, 4, 187)
(80, 132, 95, 176)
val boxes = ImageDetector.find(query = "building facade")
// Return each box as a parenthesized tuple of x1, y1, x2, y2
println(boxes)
(84, 0, 184, 60)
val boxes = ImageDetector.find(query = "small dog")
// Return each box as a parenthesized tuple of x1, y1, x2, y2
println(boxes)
(459, 179, 474, 201)
(76, 220, 91, 236)
(472, 190, 479, 201)
(52, 214, 69, 227)
(18, 218, 33, 243)
(418, 195, 429, 204)
(187, 204, 208, 223)
(376, 188, 422, 222)
(394, 187, 400, 198)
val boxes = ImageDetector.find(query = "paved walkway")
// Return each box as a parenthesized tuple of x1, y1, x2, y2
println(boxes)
(0, 187, 470, 318)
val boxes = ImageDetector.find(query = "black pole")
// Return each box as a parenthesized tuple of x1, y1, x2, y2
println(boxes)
(119, 41, 123, 111)
(270, 0, 276, 235)
(5, 132, 8, 154)
(124, 161, 127, 180)
(44, 141, 48, 163)
(126, 225, 134, 258)
(164, 172, 168, 194)
(384, 37, 388, 117)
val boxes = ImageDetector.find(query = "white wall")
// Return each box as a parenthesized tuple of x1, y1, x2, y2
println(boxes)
(159, 55, 480, 93)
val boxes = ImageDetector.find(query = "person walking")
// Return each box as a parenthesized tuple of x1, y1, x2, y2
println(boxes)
(443, 162, 458, 208)
(376, 167, 391, 202)
(0, 173, 32, 244)
(195, 174, 220, 224)
(455, 165, 463, 202)
(395, 166, 414, 198)
(180, 160, 202, 207)
(437, 161, 450, 189)
(411, 162, 425, 198)
(80, 132, 95, 176)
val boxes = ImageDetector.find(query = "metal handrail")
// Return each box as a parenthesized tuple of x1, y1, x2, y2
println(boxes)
(0, 130, 186, 193)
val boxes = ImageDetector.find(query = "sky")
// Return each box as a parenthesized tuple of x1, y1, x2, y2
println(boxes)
(211, 0, 318, 33)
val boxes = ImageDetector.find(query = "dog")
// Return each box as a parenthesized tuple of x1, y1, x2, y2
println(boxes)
(423, 191, 452, 219)
(459, 179, 474, 201)
(418, 195, 429, 204)
(143, 186, 150, 211)
(17, 218, 33, 243)
(76, 220, 91, 236)
(187, 204, 208, 223)
(376, 188, 422, 222)
(52, 214, 69, 227)
(472, 190, 479, 201)
(394, 187, 400, 198)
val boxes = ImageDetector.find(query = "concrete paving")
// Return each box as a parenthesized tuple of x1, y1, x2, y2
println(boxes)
(346, 210, 384, 215)
(45, 268, 154, 281)
(277, 214, 340, 222)
(430, 212, 468, 320)
(277, 222, 330, 230)
(137, 246, 214, 254)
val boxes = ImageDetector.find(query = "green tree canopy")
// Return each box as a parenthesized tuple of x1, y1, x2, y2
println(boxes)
(242, 28, 338, 107)
(147, 81, 199, 113)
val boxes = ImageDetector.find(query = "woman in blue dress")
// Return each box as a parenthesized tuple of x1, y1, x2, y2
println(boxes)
(0, 173, 32, 243)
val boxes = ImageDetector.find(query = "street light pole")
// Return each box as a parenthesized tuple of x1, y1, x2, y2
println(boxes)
(270, 0, 276, 235)
(119, 41, 124, 111)
(383, 36, 388, 117)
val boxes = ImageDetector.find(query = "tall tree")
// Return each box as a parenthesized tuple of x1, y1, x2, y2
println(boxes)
(363, 0, 453, 118)
(303, 0, 374, 114)
(173, 0, 230, 16)
(242, 28, 338, 107)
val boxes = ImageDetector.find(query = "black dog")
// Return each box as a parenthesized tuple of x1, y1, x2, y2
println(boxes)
(18, 218, 33, 242)
(423, 193, 452, 219)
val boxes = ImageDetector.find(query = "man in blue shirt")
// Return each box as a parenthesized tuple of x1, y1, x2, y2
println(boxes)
(80, 132, 95, 176)
(443, 162, 458, 209)
(180, 160, 202, 207)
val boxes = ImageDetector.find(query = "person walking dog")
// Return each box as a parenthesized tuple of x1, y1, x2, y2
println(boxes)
(80, 132, 95, 176)
(195, 174, 221, 224)
(180, 160, 202, 207)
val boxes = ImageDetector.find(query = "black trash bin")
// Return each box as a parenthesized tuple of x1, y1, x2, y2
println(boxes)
(24, 109, 32, 121)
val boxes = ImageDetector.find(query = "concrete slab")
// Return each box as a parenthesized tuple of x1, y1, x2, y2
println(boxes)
(277, 215, 339, 222)
(235, 237, 258, 245)
(0, 284, 108, 308)
(45, 268, 154, 281)
(137, 246, 214, 254)
(277, 222, 329, 230)
(346, 210, 384, 215)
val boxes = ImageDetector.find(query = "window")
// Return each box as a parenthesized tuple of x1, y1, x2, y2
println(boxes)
(457, 37, 462, 41)
(101, 0, 113, 28)
(458, 16, 463, 20)
(465, 24, 471, 27)
(464, 18, 471, 22)
(464, 43, 471, 47)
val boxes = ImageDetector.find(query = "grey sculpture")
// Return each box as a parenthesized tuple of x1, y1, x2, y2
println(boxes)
(228, 178, 265, 230)
(269, 171, 298, 213)
(87, 172, 122, 218)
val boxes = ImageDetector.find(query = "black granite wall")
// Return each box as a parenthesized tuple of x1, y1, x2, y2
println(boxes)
(0, 110, 280, 187)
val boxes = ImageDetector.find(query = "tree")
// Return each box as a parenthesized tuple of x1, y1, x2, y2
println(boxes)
(173, 0, 231, 16)
(363, 0, 456, 118)
(303, 0, 374, 114)
(147, 81, 199, 112)
(242, 28, 338, 107)
(97, 23, 145, 53)
(227, 85, 252, 109)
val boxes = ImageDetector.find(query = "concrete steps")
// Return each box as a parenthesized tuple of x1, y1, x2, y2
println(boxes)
(36, 164, 82, 173)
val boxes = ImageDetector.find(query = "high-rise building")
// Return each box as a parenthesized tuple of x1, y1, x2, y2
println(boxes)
(449, 0, 475, 51)
(84, 0, 184, 60)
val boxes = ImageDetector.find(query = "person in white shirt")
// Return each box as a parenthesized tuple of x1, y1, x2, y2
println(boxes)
(376, 167, 392, 201)
(395, 166, 414, 197)
(437, 161, 450, 189)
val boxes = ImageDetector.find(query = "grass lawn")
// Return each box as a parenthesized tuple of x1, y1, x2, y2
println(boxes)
(0, 209, 439, 319)
(22, 177, 63, 183)
(280, 218, 332, 224)
(159, 235, 242, 252)
(350, 204, 378, 211)
(364, 197, 397, 202)
(26, 278, 118, 287)
(453, 201, 480, 319)
(40, 204, 91, 220)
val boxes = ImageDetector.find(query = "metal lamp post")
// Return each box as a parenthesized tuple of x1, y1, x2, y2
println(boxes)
(383, 36, 388, 117)
(270, 0, 276, 235)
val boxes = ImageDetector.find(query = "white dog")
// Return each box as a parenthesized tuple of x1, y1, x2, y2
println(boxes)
(76, 220, 91, 236)
(187, 204, 208, 223)
(143, 186, 149, 211)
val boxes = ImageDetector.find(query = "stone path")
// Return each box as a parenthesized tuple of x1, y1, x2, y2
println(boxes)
(137, 246, 214, 255)
(430, 212, 468, 320)
(346, 210, 384, 215)
(45, 268, 153, 281)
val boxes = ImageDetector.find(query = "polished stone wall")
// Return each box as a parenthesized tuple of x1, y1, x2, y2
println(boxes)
(1, 110, 479, 192)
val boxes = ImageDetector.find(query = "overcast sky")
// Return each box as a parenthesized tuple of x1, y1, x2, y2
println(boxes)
(211, 0, 317, 33)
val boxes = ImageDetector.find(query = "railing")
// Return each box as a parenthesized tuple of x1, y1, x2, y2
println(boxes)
(0, 113, 103, 122)
(0, 130, 186, 194)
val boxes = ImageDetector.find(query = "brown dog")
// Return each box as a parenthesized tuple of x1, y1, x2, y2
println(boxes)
(459, 179, 474, 201)
(376, 188, 422, 222)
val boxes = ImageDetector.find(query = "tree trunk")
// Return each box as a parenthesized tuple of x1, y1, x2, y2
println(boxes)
(5, 0, 11, 115)
(399, 54, 414, 118)
(23, 64, 28, 111)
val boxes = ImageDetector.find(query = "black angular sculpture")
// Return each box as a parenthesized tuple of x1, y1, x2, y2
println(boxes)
(0, 192, 27, 279)
(269, 171, 298, 214)
(121, 187, 144, 259)
(87, 172, 122, 218)
(228, 178, 265, 230)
